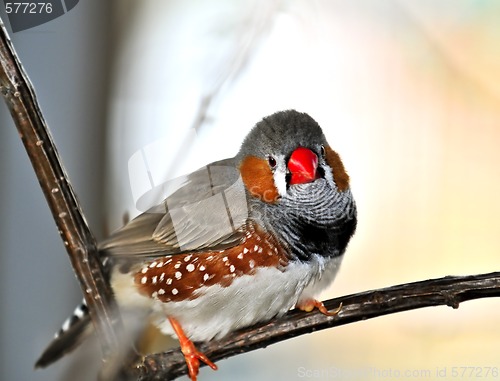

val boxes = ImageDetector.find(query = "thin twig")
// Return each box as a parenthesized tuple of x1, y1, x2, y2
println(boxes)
(135, 272, 500, 381)
(0, 18, 122, 361)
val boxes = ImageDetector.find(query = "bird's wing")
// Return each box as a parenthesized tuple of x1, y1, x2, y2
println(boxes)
(100, 158, 249, 260)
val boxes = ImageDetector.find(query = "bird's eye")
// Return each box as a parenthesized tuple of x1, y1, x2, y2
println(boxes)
(267, 155, 277, 168)
(320, 145, 326, 158)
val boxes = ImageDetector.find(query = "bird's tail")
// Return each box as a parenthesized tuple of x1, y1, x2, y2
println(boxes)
(35, 300, 94, 368)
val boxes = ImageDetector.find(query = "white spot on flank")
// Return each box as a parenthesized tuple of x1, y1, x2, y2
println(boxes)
(175, 271, 182, 280)
(258, 247, 263, 254)
(199, 265, 206, 271)
(158, 289, 165, 295)
(253, 245, 259, 252)
(172, 288, 178, 295)
(141, 276, 148, 284)
(156, 262, 163, 267)
(243, 248, 249, 254)
(174, 262, 181, 269)
(230, 265, 235, 273)
(249, 260, 255, 269)
(203, 273, 210, 282)
(237, 253, 243, 259)
(152, 276, 158, 284)
(207, 255, 213, 261)
(152, 291, 158, 298)
(166, 278, 172, 285)
(165, 258, 172, 264)
(186, 264, 195, 272)
(184, 255, 192, 262)
(159, 273, 165, 281)
(149, 262, 157, 268)
(222, 256, 228, 262)
(141, 268, 148, 274)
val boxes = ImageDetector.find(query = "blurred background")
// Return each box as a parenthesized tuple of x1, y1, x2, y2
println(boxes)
(1, 1, 500, 380)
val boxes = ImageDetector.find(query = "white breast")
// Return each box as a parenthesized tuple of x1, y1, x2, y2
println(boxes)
(141, 254, 344, 341)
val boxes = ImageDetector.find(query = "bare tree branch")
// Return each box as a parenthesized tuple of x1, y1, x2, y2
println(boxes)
(0, 18, 122, 361)
(134, 272, 500, 381)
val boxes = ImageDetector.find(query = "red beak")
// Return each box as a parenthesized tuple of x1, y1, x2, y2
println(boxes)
(288, 147, 319, 185)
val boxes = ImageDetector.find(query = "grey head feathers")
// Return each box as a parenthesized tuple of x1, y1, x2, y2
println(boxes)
(239, 110, 357, 261)
(237, 110, 327, 163)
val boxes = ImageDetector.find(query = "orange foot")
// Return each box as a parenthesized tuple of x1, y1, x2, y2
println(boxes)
(168, 317, 218, 381)
(296, 299, 343, 317)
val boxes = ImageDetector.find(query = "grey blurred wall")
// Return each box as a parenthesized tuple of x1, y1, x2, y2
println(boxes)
(0, 2, 111, 380)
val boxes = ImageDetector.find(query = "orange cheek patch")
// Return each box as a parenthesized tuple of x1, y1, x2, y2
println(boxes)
(239, 156, 279, 203)
(325, 146, 350, 192)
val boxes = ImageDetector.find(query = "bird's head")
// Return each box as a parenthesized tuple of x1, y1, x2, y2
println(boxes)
(237, 110, 351, 204)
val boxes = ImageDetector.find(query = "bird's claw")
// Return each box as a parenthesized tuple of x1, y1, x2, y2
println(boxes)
(181, 340, 217, 381)
(296, 299, 343, 317)
(168, 317, 217, 381)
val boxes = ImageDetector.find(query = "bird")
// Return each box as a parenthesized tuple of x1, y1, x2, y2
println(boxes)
(35, 110, 357, 381)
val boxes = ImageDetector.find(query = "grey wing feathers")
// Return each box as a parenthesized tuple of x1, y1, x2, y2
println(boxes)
(36, 161, 250, 368)
(100, 158, 249, 259)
